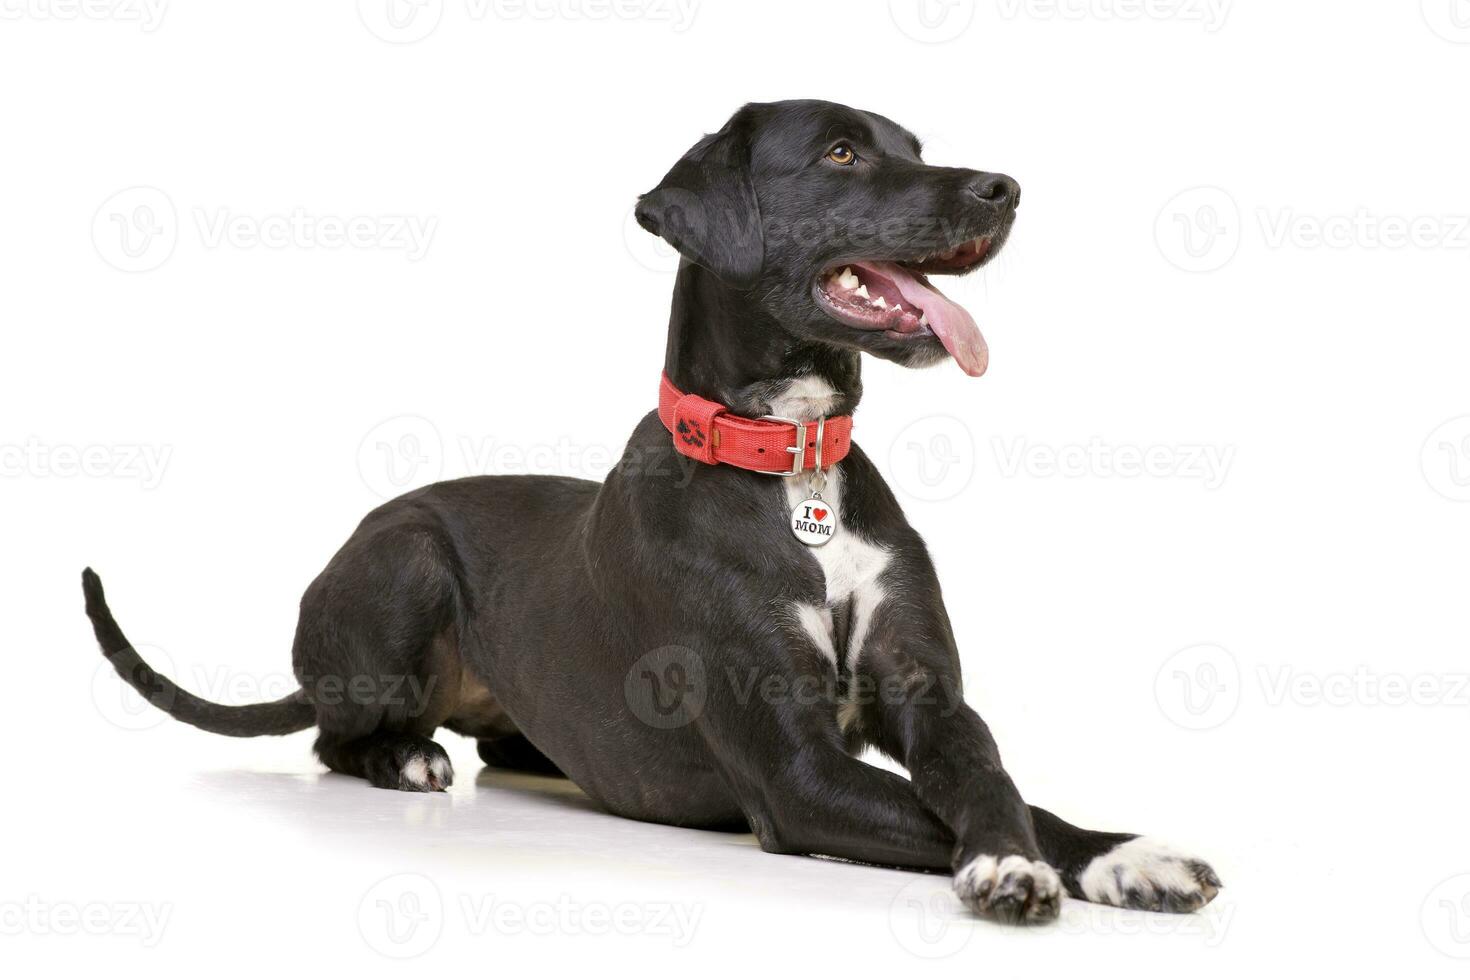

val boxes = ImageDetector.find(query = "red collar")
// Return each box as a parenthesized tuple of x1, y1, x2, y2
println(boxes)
(658, 373, 853, 476)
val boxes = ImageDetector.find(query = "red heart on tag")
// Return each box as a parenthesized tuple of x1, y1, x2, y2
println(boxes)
(813, 508, 828, 521)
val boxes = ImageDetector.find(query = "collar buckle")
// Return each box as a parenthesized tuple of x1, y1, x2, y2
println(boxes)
(753, 414, 812, 477)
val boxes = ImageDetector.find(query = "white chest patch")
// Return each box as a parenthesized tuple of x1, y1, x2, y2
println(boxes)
(767, 377, 892, 674)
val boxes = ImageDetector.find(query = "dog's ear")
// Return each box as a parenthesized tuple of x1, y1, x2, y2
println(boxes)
(635, 115, 763, 289)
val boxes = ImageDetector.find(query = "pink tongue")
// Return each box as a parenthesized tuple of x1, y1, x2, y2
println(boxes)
(867, 261, 988, 377)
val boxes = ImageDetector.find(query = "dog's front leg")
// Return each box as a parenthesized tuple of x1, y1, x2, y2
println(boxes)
(690, 640, 958, 872)
(847, 609, 1062, 923)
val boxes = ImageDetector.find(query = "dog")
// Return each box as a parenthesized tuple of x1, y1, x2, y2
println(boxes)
(83, 99, 1220, 925)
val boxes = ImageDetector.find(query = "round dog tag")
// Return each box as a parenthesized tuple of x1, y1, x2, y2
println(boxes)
(790, 496, 837, 546)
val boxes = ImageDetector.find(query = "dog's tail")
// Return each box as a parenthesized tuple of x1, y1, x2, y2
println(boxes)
(82, 568, 316, 737)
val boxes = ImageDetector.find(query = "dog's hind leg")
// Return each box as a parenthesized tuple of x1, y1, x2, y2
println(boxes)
(1029, 807, 1223, 913)
(317, 731, 455, 792)
(293, 517, 466, 793)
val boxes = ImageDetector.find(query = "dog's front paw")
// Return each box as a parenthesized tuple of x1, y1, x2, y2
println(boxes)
(1078, 837, 1222, 913)
(954, 854, 1062, 924)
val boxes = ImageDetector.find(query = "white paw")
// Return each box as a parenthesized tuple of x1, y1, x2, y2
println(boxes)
(1079, 837, 1222, 913)
(954, 854, 1063, 924)
(398, 752, 453, 792)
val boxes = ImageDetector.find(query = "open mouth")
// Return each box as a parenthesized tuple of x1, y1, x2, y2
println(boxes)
(814, 236, 993, 377)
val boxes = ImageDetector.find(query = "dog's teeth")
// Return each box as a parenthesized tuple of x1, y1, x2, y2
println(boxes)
(837, 267, 859, 290)
(941, 247, 958, 260)
(919, 312, 928, 326)
(854, 284, 869, 299)
(873, 296, 886, 309)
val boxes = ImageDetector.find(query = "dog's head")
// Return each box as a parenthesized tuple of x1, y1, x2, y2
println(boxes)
(636, 99, 1018, 377)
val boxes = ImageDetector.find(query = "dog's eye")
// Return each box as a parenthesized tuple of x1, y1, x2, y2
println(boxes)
(826, 144, 856, 166)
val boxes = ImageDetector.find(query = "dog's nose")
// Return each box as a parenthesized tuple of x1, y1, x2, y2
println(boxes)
(967, 173, 1020, 209)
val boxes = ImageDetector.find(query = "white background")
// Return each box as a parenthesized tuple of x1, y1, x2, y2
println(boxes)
(4, 0, 1469, 974)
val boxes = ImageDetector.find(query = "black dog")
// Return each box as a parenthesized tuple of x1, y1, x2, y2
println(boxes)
(84, 99, 1220, 924)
